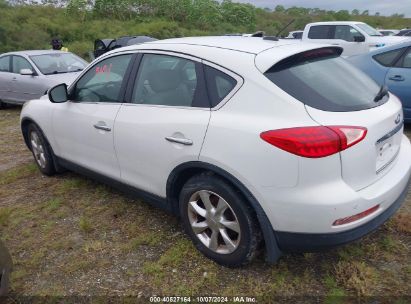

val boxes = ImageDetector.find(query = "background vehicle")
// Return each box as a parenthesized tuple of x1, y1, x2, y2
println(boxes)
(20, 37, 411, 267)
(302, 22, 407, 56)
(348, 41, 411, 123)
(0, 240, 12, 296)
(379, 29, 400, 36)
(94, 35, 157, 58)
(0, 50, 87, 107)
(286, 30, 303, 39)
(395, 29, 411, 36)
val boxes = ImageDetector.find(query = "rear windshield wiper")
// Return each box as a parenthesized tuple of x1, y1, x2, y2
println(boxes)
(374, 85, 388, 102)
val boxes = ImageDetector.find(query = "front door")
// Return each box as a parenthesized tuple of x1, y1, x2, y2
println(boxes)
(52, 53, 134, 179)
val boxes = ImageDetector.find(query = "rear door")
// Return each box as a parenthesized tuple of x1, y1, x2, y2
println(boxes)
(264, 48, 404, 191)
(385, 47, 411, 119)
(0, 56, 12, 101)
(114, 52, 211, 197)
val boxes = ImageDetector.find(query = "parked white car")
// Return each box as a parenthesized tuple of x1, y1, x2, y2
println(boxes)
(20, 37, 411, 266)
(0, 50, 87, 108)
(302, 22, 408, 56)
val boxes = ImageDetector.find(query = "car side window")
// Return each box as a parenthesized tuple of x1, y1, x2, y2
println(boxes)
(204, 65, 237, 107)
(334, 25, 363, 42)
(373, 48, 406, 67)
(0, 56, 10, 72)
(12, 56, 33, 74)
(396, 48, 411, 68)
(308, 25, 334, 39)
(132, 54, 200, 107)
(72, 54, 132, 103)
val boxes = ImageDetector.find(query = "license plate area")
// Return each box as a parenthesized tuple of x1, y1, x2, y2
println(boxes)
(376, 124, 403, 174)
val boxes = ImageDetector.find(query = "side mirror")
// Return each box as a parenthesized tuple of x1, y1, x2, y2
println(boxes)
(48, 83, 68, 103)
(354, 35, 365, 42)
(20, 69, 34, 76)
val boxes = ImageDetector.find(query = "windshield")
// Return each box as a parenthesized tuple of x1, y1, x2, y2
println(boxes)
(356, 23, 382, 36)
(264, 48, 386, 112)
(30, 53, 88, 75)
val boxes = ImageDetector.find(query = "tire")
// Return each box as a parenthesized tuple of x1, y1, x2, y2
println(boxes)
(27, 124, 56, 176)
(0, 100, 7, 110)
(179, 173, 262, 267)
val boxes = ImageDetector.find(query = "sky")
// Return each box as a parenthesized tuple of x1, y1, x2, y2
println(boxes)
(234, 0, 411, 17)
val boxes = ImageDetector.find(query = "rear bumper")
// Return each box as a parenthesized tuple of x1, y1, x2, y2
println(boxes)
(276, 173, 411, 252)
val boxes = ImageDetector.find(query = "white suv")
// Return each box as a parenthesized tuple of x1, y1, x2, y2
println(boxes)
(20, 37, 411, 267)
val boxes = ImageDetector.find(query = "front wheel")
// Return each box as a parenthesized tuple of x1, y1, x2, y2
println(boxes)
(28, 124, 56, 176)
(179, 173, 262, 267)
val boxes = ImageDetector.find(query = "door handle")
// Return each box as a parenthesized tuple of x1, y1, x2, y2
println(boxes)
(12, 77, 17, 81)
(93, 122, 111, 132)
(165, 136, 193, 146)
(389, 75, 405, 81)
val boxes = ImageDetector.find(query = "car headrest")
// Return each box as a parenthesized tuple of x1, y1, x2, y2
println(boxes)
(147, 69, 181, 93)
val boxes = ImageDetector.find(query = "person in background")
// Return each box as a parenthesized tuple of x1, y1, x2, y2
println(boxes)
(51, 37, 68, 52)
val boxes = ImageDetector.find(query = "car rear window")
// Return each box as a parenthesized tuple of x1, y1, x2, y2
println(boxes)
(264, 48, 386, 112)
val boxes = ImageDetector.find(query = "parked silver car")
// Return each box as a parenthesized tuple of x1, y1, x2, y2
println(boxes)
(0, 50, 87, 108)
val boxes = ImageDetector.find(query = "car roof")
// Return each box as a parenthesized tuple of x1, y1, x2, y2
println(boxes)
(0, 50, 69, 56)
(116, 36, 301, 55)
(104, 36, 334, 74)
(307, 21, 365, 26)
(368, 40, 411, 55)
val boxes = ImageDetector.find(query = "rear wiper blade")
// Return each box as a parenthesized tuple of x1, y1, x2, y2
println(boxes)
(374, 85, 388, 102)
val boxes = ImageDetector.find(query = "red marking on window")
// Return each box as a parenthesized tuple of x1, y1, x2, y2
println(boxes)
(95, 63, 112, 74)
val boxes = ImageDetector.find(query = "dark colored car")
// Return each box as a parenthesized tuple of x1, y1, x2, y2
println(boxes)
(94, 35, 157, 58)
(395, 29, 411, 36)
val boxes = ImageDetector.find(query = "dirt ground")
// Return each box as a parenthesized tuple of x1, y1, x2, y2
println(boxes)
(0, 106, 410, 303)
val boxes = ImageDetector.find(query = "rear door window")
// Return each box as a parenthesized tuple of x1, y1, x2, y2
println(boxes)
(373, 48, 406, 67)
(204, 65, 237, 107)
(0, 56, 10, 72)
(395, 48, 411, 68)
(308, 25, 334, 39)
(264, 48, 384, 112)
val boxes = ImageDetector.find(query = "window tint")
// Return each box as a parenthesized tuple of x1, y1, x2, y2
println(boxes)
(264, 49, 383, 112)
(12, 56, 32, 73)
(373, 48, 405, 67)
(334, 25, 363, 42)
(132, 54, 199, 107)
(0, 56, 10, 72)
(397, 49, 411, 68)
(72, 54, 132, 103)
(204, 65, 237, 107)
(308, 25, 334, 39)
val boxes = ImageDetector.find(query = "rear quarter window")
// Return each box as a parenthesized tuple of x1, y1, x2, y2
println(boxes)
(264, 48, 386, 112)
(204, 65, 237, 107)
(373, 48, 406, 67)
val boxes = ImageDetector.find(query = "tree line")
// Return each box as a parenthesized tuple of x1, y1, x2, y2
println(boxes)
(0, 0, 410, 60)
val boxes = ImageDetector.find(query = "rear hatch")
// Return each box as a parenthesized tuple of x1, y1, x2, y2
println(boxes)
(263, 47, 404, 191)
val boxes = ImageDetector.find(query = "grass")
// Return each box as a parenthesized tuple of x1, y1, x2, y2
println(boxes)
(0, 107, 410, 299)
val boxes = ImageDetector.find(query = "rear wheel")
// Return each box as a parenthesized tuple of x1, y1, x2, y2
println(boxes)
(179, 173, 261, 267)
(0, 100, 7, 109)
(28, 124, 56, 176)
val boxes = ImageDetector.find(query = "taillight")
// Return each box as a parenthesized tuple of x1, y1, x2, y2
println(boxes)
(260, 126, 367, 158)
(333, 205, 380, 226)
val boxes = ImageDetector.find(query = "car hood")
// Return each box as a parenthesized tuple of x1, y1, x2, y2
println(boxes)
(43, 71, 81, 86)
